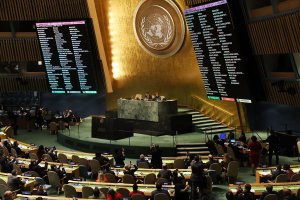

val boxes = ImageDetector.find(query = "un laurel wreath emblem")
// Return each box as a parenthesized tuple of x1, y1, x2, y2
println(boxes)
(133, 0, 186, 58)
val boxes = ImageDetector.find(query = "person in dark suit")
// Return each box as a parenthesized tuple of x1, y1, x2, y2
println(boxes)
(28, 160, 48, 177)
(265, 131, 280, 166)
(136, 154, 150, 168)
(7, 170, 25, 191)
(259, 185, 278, 200)
(271, 165, 285, 180)
(150, 183, 170, 200)
(114, 148, 125, 167)
(158, 163, 172, 182)
(93, 152, 110, 169)
(190, 156, 206, 200)
(150, 144, 162, 169)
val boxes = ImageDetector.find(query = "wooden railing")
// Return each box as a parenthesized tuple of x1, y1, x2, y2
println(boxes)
(0, 73, 48, 92)
(190, 95, 235, 128)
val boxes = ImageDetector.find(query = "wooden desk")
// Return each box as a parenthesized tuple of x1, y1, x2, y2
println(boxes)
(16, 194, 91, 200)
(111, 167, 192, 180)
(229, 182, 300, 196)
(0, 172, 36, 190)
(55, 150, 113, 161)
(255, 165, 300, 183)
(160, 156, 223, 165)
(68, 180, 175, 197)
(8, 138, 38, 154)
(16, 158, 80, 177)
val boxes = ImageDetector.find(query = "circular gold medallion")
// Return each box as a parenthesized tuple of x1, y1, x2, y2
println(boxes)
(133, 0, 186, 58)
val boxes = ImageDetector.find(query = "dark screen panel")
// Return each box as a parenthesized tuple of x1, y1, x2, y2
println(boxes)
(36, 20, 103, 94)
(184, 0, 252, 103)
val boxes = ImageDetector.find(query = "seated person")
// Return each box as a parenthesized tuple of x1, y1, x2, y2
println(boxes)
(12, 141, 25, 157)
(259, 185, 278, 200)
(106, 188, 123, 200)
(221, 153, 233, 173)
(124, 164, 138, 177)
(235, 184, 254, 200)
(93, 152, 110, 169)
(184, 152, 194, 169)
(136, 154, 150, 168)
(172, 170, 189, 200)
(158, 163, 172, 182)
(282, 188, 298, 200)
(151, 182, 170, 200)
(129, 183, 145, 197)
(3, 191, 15, 200)
(89, 187, 105, 199)
(283, 164, 295, 180)
(28, 159, 48, 177)
(271, 165, 285, 180)
(49, 164, 66, 180)
(31, 182, 47, 196)
(205, 154, 218, 168)
(96, 170, 108, 182)
(7, 170, 25, 191)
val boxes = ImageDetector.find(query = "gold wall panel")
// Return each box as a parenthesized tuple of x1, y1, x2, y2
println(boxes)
(91, 0, 246, 129)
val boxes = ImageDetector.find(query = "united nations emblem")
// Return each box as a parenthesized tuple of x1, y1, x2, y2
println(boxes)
(133, 0, 186, 58)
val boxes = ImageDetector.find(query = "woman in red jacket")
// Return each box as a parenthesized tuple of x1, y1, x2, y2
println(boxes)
(107, 189, 123, 200)
(248, 136, 262, 175)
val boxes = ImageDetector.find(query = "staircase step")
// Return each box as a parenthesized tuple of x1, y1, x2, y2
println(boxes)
(195, 122, 220, 127)
(177, 151, 210, 155)
(194, 119, 216, 124)
(199, 125, 228, 130)
(201, 128, 234, 134)
(186, 111, 202, 115)
(177, 147, 208, 150)
(176, 142, 207, 146)
(192, 114, 205, 117)
(192, 116, 210, 121)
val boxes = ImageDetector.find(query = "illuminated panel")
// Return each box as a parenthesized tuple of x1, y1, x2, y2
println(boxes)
(36, 20, 103, 94)
(184, 0, 252, 103)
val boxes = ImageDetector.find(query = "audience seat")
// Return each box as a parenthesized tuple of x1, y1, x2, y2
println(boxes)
(104, 173, 117, 183)
(173, 159, 185, 169)
(144, 173, 156, 184)
(290, 173, 300, 182)
(47, 171, 62, 195)
(116, 187, 130, 198)
(82, 186, 94, 198)
(263, 194, 278, 200)
(137, 162, 149, 169)
(0, 184, 9, 199)
(58, 153, 68, 164)
(132, 193, 146, 200)
(275, 174, 289, 183)
(122, 174, 135, 184)
(63, 184, 77, 198)
(226, 161, 239, 183)
(154, 193, 169, 200)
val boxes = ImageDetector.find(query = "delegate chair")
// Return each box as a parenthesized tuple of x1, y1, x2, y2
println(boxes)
(209, 163, 222, 183)
(226, 161, 239, 183)
(82, 186, 94, 198)
(263, 194, 278, 200)
(144, 173, 156, 184)
(89, 159, 100, 178)
(116, 188, 130, 198)
(0, 184, 9, 199)
(122, 174, 135, 184)
(132, 193, 146, 200)
(215, 143, 225, 155)
(100, 187, 109, 196)
(58, 154, 68, 164)
(29, 153, 39, 160)
(227, 146, 237, 161)
(173, 159, 185, 169)
(63, 184, 77, 198)
(0, 179, 7, 186)
(72, 155, 80, 164)
(11, 148, 18, 157)
(274, 174, 290, 183)
(104, 173, 117, 183)
(297, 188, 300, 199)
(156, 178, 168, 185)
(78, 158, 89, 167)
(291, 173, 300, 182)
(137, 162, 150, 169)
(297, 141, 300, 161)
(42, 154, 53, 162)
(154, 193, 169, 200)
(47, 171, 62, 194)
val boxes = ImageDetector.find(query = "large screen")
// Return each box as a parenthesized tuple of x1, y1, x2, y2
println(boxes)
(36, 20, 103, 94)
(184, 0, 252, 103)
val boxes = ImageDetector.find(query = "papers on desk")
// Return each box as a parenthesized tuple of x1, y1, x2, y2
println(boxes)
(231, 188, 256, 193)
(260, 171, 270, 176)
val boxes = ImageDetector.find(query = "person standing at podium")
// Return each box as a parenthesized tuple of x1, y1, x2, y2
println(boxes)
(265, 131, 280, 166)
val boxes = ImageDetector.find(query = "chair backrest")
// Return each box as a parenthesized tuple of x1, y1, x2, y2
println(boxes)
(89, 159, 100, 175)
(173, 159, 185, 169)
(156, 178, 168, 185)
(166, 163, 174, 169)
(227, 146, 237, 161)
(43, 154, 53, 162)
(58, 153, 68, 164)
(137, 162, 149, 169)
(29, 153, 39, 160)
(116, 187, 130, 198)
(297, 141, 300, 154)
(154, 193, 169, 200)
(0, 184, 9, 199)
(12, 163, 22, 175)
(0, 179, 7, 186)
(2, 147, 9, 157)
(132, 193, 146, 200)
(263, 194, 278, 200)
(203, 175, 212, 195)
(82, 186, 94, 198)
(78, 158, 88, 167)
(104, 173, 117, 183)
(215, 143, 225, 155)
(99, 187, 108, 196)
(63, 184, 77, 198)
(275, 174, 290, 183)
(144, 173, 156, 184)
(290, 173, 300, 182)
(122, 174, 135, 184)
(72, 155, 79, 164)
(11, 148, 18, 157)
(297, 188, 300, 199)
(47, 171, 61, 188)
(26, 171, 40, 177)
(209, 163, 222, 176)
(227, 161, 239, 178)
